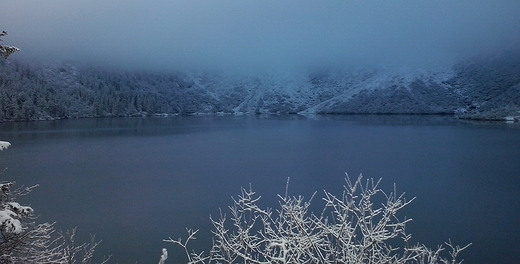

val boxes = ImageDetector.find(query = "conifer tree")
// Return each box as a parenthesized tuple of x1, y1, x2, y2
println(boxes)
(0, 31, 19, 60)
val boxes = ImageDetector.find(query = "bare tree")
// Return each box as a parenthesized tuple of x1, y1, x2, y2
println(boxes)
(165, 175, 470, 264)
(0, 31, 19, 60)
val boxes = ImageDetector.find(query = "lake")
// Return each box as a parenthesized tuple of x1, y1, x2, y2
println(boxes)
(0, 115, 519, 263)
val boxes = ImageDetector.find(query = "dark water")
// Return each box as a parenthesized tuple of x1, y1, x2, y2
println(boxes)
(0, 115, 519, 263)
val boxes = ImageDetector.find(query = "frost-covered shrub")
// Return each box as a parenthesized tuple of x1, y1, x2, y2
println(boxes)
(165, 175, 470, 264)
(0, 142, 109, 263)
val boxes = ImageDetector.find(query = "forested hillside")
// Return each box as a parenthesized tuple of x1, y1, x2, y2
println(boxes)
(448, 51, 520, 120)
(0, 61, 221, 120)
(1, 49, 519, 122)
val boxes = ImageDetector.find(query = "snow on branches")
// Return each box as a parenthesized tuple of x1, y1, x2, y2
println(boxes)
(0, 31, 19, 60)
(166, 174, 470, 264)
(0, 201, 34, 233)
(0, 142, 10, 152)
(0, 143, 109, 263)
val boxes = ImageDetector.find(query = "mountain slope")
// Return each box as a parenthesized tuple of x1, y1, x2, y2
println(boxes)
(1, 49, 519, 122)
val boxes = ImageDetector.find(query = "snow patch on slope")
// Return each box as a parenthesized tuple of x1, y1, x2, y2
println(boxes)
(302, 66, 455, 114)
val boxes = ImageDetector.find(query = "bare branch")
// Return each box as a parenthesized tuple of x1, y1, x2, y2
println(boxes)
(165, 174, 470, 264)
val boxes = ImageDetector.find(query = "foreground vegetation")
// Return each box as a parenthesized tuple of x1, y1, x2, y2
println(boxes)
(165, 175, 470, 264)
(0, 132, 473, 264)
(0, 141, 109, 263)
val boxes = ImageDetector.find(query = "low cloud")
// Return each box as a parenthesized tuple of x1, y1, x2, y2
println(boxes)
(2, 0, 520, 74)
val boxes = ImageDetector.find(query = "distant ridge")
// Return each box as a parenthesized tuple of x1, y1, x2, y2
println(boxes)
(1, 49, 519, 122)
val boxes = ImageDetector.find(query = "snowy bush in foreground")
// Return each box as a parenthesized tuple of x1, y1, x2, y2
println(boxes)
(0, 142, 109, 263)
(165, 175, 470, 264)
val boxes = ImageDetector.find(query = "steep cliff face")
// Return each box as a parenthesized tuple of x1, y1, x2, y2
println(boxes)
(1, 49, 519, 121)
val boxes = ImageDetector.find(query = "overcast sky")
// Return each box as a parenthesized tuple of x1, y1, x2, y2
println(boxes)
(2, 0, 520, 74)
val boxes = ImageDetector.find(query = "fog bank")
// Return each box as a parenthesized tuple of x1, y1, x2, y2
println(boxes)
(2, 1, 520, 74)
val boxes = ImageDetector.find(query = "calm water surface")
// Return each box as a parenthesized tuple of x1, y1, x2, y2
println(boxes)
(0, 115, 519, 263)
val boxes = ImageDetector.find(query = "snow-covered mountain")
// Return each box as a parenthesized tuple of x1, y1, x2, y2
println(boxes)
(1, 49, 519, 121)
(179, 51, 519, 120)
(190, 66, 454, 115)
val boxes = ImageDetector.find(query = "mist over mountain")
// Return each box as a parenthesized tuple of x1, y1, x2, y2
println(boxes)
(1, 48, 519, 122)
(2, 1, 519, 121)
(3, 1, 520, 75)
